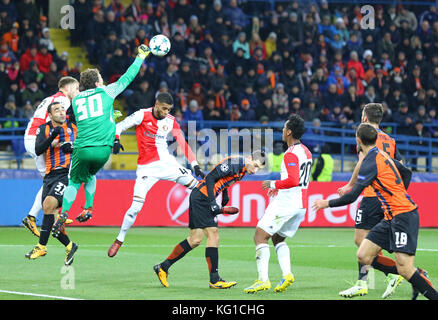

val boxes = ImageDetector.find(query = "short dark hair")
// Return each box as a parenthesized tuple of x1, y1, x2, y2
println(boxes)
(79, 68, 100, 90)
(286, 114, 306, 139)
(47, 102, 62, 114)
(58, 76, 78, 90)
(356, 123, 378, 146)
(252, 150, 266, 167)
(363, 103, 383, 124)
(156, 92, 174, 105)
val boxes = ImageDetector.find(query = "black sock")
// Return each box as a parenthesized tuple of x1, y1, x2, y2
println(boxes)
(409, 270, 438, 300)
(206, 247, 220, 283)
(371, 256, 398, 276)
(358, 262, 368, 281)
(39, 214, 54, 246)
(161, 239, 192, 272)
(56, 232, 71, 247)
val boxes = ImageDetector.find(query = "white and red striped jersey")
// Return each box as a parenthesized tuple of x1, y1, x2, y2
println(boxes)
(24, 91, 71, 137)
(271, 143, 313, 209)
(116, 108, 197, 166)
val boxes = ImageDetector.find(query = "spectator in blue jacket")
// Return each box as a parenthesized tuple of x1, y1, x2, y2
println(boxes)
(184, 99, 204, 131)
(232, 32, 250, 59)
(225, 0, 248, 31)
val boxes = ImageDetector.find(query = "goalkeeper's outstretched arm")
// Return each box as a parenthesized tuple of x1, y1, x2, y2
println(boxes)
(104, 45, 151, 100)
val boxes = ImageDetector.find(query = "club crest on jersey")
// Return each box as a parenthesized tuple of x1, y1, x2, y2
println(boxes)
(220, 163, 229, 172)
(162, 124, 168, 131)
(66, 128, 72, 135)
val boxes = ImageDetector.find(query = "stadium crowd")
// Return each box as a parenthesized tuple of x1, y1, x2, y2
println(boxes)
(1, 0, 438, 145)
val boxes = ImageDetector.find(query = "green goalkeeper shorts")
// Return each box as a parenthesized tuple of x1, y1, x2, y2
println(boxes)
(69, 146, 112, 184)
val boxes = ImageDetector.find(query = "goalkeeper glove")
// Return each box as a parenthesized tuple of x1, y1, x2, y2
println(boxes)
(113, 138, 124, 154)
(113, 110, 123, 120)
(137, 44, 151, 60)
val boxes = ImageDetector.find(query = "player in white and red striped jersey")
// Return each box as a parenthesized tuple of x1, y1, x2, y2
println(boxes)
(22, 77, 79, 237)
(108, 92, 204, 257)
(244, 114, 312, 294)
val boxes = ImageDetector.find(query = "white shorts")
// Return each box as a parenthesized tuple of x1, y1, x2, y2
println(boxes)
(24, 135, 46, 177)
(257, 198, 306, 238)
(133, 158, 196, 200)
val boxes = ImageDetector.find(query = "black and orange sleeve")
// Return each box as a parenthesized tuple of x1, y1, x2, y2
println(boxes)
(356, 151, 378, 188)
(35, 124, 54, 156)
(329, 151, 378, 208)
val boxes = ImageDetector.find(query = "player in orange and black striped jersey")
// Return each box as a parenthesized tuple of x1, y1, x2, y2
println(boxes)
(153, 151, 266, 289)
(25, 102, 79, 265)
(337, 103, 404, 298)
(313, 123, 438, 300)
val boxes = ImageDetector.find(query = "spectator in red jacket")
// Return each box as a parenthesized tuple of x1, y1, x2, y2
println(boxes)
(346, 50, 364, 80)
(19, 45, 38, 71)
(35, 44, 52, 73)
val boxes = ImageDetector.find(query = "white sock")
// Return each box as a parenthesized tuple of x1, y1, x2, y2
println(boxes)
(255, 243, 270, 282)
(116, 200, 144, 242)
(275, 242, 291, 276)
(28, 186, 43, 218)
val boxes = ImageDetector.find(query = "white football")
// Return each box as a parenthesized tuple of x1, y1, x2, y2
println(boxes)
(149, 34, 171, 57)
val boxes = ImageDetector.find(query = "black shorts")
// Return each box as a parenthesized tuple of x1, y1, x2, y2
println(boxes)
(188, 188, 218, 229)
(366, 209, 419, 255)
(42, 169, 69, 208)
(355, 196, 384, 230)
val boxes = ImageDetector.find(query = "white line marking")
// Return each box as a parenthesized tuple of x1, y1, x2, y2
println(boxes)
(0, 289, 83, 300)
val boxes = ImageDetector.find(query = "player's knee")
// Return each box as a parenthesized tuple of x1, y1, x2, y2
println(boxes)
(272, 233, 285, 246)
(356, 250, 373, 266)
(128, 198, 144, 216)
(189, 235, 203, 248)
(184, 178, 198, 190)
(254, 227, 270, 245)
(42, 197, 57, 214)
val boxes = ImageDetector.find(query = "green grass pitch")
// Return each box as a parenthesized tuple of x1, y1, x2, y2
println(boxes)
(0, 227, 437, 300)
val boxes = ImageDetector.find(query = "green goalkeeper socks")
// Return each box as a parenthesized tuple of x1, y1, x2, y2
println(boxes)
(61, 180, 81, 214)
(84, 176, 97, 209)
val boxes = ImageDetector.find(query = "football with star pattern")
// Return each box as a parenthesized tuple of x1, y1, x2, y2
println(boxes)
(149, 34, 171, 57)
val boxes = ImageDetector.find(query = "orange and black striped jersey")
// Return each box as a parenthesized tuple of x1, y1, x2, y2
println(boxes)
(35, 121, 77, 175)
(356, 147, 416, 220)
(360, 128, 401, 197)
(196, 156, 247, 200)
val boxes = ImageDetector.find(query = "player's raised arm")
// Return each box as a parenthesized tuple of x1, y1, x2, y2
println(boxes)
(171, 120, 204, 178)
(103, 45, 151, 100)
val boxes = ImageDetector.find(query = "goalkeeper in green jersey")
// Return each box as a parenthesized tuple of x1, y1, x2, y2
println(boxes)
(52, 45, 151, 238)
